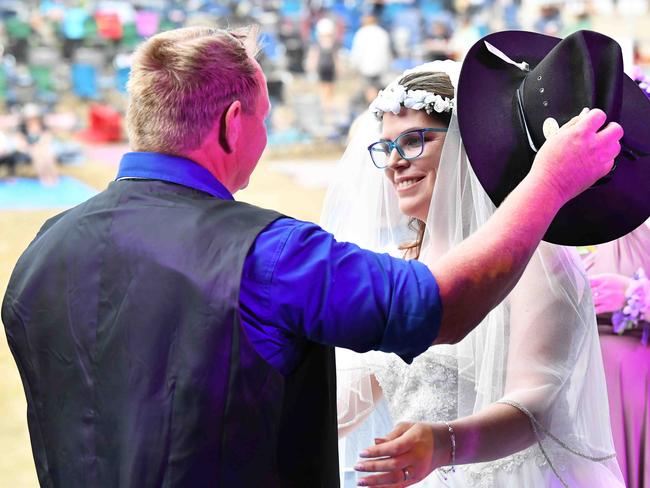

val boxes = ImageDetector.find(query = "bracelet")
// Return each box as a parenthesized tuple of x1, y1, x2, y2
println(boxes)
(612, 268, 649, 344)
(438, 421, 456, 479)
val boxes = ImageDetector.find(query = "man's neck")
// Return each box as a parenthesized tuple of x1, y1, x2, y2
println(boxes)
(184, 148, 236, 194)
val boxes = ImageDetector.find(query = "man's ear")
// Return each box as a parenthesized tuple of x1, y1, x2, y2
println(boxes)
(219, 100, 242, 154)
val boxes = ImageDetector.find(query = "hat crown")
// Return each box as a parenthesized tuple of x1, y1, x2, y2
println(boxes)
(522, 30, 624, 150)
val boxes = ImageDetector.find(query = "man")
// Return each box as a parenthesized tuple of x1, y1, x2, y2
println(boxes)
(2, 27, 622, 487)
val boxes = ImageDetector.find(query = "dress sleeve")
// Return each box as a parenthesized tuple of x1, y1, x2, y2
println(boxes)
(502, 243, 589, 415)
(497, 242, 620, 481)
(239, 218, 442, 373)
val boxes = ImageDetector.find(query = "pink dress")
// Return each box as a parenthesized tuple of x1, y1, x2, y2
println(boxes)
(583, 223, 650, 488)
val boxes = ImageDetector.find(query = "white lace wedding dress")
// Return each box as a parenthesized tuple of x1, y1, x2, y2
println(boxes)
(336, 246, 624, 488)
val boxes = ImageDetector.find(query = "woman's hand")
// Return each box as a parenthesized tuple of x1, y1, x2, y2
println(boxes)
(589, 273, 632, 314)
(353, 422, 451, 487)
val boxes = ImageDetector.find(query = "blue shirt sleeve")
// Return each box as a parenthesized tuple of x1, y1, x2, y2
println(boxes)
(239, 217, 442, 374)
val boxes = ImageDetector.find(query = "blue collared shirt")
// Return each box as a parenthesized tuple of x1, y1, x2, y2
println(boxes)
(117, 152, 442, 373)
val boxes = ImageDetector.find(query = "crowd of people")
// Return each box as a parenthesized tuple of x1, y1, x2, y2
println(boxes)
(1, 0, 647, 159)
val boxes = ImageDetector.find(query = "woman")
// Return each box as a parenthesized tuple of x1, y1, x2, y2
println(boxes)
(584, 223, 650, 488)
(322, 60, 624, 487)
(585, 223, 650, 332)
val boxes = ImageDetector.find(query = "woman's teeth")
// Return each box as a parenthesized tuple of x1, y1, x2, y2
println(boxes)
(397, 179, 421, 189)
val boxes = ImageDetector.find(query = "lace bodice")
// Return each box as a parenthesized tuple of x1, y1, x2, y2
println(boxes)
(374, 350, 458, 424)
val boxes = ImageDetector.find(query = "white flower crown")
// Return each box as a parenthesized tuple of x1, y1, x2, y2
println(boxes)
(369, 82, 455, 120)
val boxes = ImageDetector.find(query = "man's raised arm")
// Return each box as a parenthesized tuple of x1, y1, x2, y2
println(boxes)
(428, 108, 623, 344)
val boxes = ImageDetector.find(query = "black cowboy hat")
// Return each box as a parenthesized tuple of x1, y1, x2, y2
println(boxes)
(457, 30, 650, 245)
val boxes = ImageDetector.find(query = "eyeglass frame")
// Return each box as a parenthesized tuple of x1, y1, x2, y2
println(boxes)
(367, 128, 449, 169)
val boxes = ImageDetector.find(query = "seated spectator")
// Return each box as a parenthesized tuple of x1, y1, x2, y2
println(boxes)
(14, 103, 59, 186)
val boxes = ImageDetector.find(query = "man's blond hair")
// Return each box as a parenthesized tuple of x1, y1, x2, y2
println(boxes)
(126, 26, 260, 154)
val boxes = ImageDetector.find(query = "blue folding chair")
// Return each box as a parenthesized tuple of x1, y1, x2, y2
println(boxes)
(72, 63, 98, 99)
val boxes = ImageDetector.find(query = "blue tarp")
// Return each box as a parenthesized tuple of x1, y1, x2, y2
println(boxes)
(0, 176, 98, 210)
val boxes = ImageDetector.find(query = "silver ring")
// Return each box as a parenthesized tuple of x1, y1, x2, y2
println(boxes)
(402, 467, 411, 481)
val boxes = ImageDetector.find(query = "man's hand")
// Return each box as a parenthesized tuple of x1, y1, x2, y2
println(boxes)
(529, 108, 623, 205)
(589, 272, 631, 314)
(353, 422, 450, 487)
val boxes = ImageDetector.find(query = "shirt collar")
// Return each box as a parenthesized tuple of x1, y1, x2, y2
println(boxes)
(116, 152, 234, 200)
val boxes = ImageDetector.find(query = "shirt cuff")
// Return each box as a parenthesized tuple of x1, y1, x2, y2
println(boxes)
(378, 260, 442, 363)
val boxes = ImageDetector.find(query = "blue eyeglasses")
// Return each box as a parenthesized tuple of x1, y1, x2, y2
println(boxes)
(367, 128, 448, 169)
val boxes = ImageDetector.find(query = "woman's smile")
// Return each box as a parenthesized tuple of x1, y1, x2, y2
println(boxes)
(395, 175, 426, 192)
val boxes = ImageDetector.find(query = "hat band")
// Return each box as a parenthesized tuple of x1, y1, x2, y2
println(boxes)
(619, 142, 647, 161)
(515, 78, 540, 153)
(514, 76, 635, 189)
(516, 77, 642, 161)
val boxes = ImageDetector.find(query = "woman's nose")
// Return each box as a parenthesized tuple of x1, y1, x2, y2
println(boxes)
(387, 147, 408, 169)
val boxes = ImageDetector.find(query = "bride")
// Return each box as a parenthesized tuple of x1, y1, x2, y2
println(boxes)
(321, 60, 625, 487)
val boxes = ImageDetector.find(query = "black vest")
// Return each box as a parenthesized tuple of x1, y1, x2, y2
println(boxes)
(2, 180, 339, 487)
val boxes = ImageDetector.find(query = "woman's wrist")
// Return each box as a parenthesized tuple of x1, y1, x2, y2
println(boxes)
(431, 422, 454, 468)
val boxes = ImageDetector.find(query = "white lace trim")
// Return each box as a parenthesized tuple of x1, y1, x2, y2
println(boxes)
(454, 445, 548, 487)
